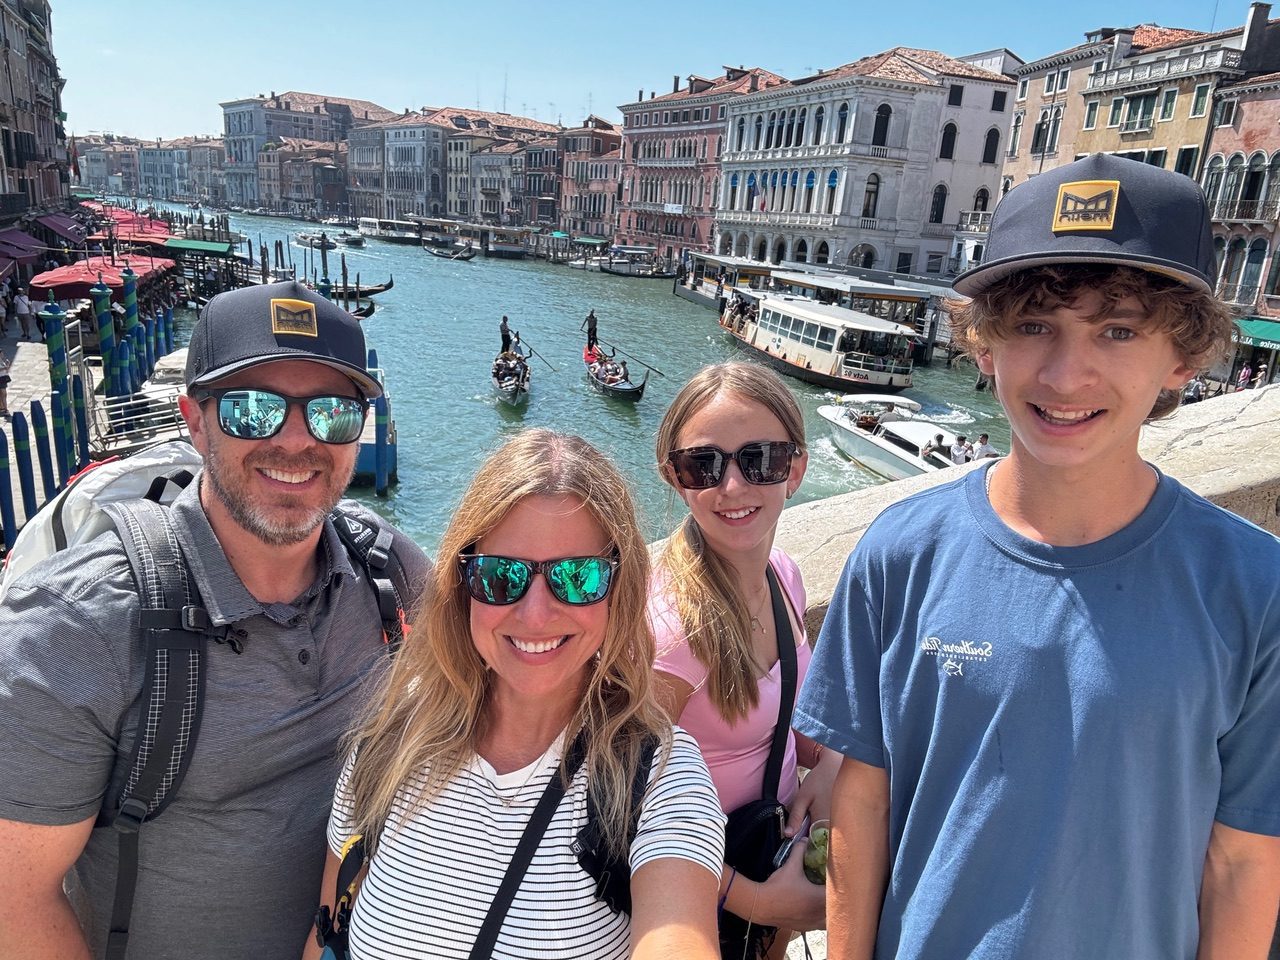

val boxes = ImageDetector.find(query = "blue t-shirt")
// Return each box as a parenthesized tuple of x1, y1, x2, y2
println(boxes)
(795, 464, 1280, 960)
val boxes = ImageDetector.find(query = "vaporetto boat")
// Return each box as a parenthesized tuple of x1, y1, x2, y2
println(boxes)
(720, 293, 916, 393)
(357, 217, 422, 244)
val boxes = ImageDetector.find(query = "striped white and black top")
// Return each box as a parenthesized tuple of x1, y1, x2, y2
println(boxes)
(328, 727, 725, 959)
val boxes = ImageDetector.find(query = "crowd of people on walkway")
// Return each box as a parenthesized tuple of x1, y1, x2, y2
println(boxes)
(0, 155, 1276, 960)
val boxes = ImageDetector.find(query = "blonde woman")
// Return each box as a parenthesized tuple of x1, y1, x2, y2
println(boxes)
(307, 429, 724, 960)
(651, 362, 840, 960)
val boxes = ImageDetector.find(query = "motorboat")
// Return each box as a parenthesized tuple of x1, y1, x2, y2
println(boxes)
(816, 395, 956, 480)
(336, 231, 365, 247)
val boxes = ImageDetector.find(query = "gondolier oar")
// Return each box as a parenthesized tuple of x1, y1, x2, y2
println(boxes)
(520, 338, 557, 372)
(595, 338, 666, 377)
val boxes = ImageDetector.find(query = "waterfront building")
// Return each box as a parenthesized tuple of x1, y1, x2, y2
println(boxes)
(81, 139, 141, 196)
(558, 116, 621, 239)
(347, 122, 385, 219)
(0, 0, 69, 219)
(367, 112, 447, 220)
(221, 91, 395, 206)
(446, 132, 501, 219)
(520, 138, 560, 227)
(188, 138, 226, 203)
(617, 67, 787, 263)
(715, 48, 1014, 277)
(471, 142, 524, 225)
(428, 108, 559, 220)
(138, 138, 192, 199)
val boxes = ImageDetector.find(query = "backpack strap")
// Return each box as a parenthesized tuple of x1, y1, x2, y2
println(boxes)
(761, 564, 797, 804)
(99, 499, 223, 960)
(329, 505, 411, 651)
(573, 734, 661, 917)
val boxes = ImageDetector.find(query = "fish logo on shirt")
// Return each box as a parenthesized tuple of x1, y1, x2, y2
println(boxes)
(943, 659, 964, 677)
(920, 635, 993, 679)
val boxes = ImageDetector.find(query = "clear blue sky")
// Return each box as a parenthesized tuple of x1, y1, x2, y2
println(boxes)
(58, 0, 1240, 140)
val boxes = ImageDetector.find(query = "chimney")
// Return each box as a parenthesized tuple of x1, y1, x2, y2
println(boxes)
(1243, 2, 1272, 63)
(673, 74, 681, 93)
(1110, 28, 1134, 66)
(270, 90, 276, 99)
(749, 73, 759, 93)
(638, 87, 643, 102)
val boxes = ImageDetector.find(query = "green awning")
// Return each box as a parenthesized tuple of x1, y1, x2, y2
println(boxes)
(163, 238, 235, 256)
(72, 188, 96, 199)
(550, 231, 570, 238)
(573, 236, 608, 246)
(1234, 317, 1280, 351)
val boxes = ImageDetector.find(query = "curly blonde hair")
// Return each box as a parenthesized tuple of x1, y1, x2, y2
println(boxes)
(947, 264, 1235, 419)
(343, 429, 669, 858)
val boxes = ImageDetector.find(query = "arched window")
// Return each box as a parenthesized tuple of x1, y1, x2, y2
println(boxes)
(862, 174, 880, 219)
(836, 102, 850, 142)
(873, 104, 892, 146)
(815, 240, 829, 264)
(773, 238, 786, 263)
(765, 112, 777, 149)
(1223, 155, 1246, 204)
(755, 238, 767, 261)
(1265, 242, 1280, 294)
(1009, 114, 1023, 156)
(1267, 153, 1280, 204)
(770, 170, 781, 209)
(826, 169, 839, 214)
(775, 112, 786, 148)
(789, 169, 799, 210)
(1241, 238, 1267, 301)
(735, 118, 745, 151)
(812, 106, 825, 145)
(716, 136, 723, 158)
(929, 184, 948, 224)
(939, 123, 957, 160)
(1212, 234, 1226, 280)
(744, 172, 756, 211)
(796, 108, 807, 145)
(974, 187, 990, 211)
(753, 115, 764, 150)
(795, 239, 808, 263)
(1242, 152, 1267, 204)
(982, 129, 1000, 164)
(1203, 156, 1225, 206)
(785, 109, 797, 147)
(804, 170, 816, 213)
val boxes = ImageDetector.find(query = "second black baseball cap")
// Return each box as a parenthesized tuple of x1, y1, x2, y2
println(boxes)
(953, 153, 1215, 297)
(184, 280, 381, 398)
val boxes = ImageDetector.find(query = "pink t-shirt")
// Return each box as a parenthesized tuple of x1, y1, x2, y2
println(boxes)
(650, 548, 811, 815)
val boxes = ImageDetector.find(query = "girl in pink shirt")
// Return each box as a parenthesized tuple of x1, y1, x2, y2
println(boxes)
(650, 362, 841, 960)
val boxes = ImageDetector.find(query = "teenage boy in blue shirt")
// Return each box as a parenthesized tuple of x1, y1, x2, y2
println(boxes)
(795, 154, 1280, 959)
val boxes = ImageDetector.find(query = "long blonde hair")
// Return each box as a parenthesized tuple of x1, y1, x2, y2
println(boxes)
(344, 429, 670, 857)
(655, 362, 806, 721)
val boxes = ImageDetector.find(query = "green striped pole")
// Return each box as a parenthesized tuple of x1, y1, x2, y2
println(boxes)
(0, 427, 15, 552)
(89, 278, 115, 397)
(121, 267, 140, 389)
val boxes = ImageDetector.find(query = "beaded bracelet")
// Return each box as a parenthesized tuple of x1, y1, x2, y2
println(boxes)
(717, 867, 737, 913)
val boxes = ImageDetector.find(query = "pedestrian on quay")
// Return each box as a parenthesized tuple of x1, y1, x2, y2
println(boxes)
(13, 287, 33, 340)
(1237, 360, 1252, 391)
(1, 291, 11, 336)
(1251, 363, 1269, 389)
(0, 349, 11, 417)
(582, 308, 599, 349)
(651, 362, 836, 960)
(307, 430, 723, 960)
(796, 154, 1280, 960)
(500, 314, 511, 354)
(0, 280, 430, 960)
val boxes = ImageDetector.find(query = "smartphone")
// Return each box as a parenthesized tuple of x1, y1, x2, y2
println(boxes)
(772, 815, 811, 869)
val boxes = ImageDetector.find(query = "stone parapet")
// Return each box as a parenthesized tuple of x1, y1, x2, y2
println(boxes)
(775, 385, 1280, 636)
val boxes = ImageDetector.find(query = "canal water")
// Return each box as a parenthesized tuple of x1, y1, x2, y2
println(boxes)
(159, 205, 1009, 553)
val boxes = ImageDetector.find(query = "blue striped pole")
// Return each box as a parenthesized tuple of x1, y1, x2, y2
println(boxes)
(164, 305, 174, 353)
(72, 375, 90, 470)
(118, 339, 134, 401)
(50, 387, 69, 488)
(374, 394, 388, 497)
(89, 279, 115, 397)
(142, 311, 155, 375)
(130, 328, 144, 392)
(0, 427, 15, 552)
(29, 401, 54, 500)
(10, 412, 36, 520)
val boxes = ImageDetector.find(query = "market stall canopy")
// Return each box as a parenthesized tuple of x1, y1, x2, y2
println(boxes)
(37, 213, 87, 244)
(30, 255, 177, 301)
(0, 227, 44, 265)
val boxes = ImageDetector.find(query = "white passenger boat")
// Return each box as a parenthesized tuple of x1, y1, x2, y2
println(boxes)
(816, 395, 955, 480)
(357, 217, 422, 244)
(721, 293, 915, 393)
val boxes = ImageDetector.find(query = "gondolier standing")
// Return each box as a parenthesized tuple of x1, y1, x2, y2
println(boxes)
(582, 309, 598, 349)
(500, 315, 511, 354)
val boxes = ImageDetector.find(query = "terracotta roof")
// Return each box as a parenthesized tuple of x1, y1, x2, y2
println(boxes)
(268, 91, 397, 122)
(1131, 21, 1258, 56)
(1221, 70, 1280, 91)
(1130, 24, 1208, 49)
(794, 47, 1012, 88)
(482, 142, 522, 154)
(626, 67, 789, 106)
(422, 106, 559, 134)
(601, 148, 621, 160)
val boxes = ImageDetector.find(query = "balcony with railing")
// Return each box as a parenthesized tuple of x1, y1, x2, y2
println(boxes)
(1217, 282, 1259, 305)
(1212, 199, 1280, 223)
(1086, 47, 1243, 92)
(1118, 116, 1154, 135)
(958, 210, 992, 233)
(717, 209, 840, 228)
(635, 156, 699, 168)
(921, 221, 958, 238)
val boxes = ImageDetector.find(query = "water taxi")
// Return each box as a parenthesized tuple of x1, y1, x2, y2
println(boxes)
(815, 395, 955, 480)
(721, 293, 915, 393)
(357, 217, 422, 245)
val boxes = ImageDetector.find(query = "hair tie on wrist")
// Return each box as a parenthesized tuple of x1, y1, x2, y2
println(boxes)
(718, 867, 737, 913)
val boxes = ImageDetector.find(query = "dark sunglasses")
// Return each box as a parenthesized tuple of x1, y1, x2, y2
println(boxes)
(193, 387, 368, 445)
(458, 553, 619, 606)
(666, 440, 798, 490)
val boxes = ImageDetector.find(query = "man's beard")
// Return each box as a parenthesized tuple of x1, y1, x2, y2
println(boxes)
(203, 434, 354, 546)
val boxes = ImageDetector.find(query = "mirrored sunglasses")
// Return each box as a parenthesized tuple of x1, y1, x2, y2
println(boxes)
(666, 440, 798, 490)
(457, 553, 619, 606)
(194, 387, 368, 445)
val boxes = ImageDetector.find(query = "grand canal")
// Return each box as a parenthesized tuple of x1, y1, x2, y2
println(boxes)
(169, 206, 1010, 553)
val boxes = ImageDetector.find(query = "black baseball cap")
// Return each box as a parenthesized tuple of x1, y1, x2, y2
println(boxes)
(954, 154, 1214, 297)
(185, 280, 381, 398)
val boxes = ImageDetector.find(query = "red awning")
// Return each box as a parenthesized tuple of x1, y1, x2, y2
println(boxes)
(30, 255, 177, 300)
(38, 213, 87, 244)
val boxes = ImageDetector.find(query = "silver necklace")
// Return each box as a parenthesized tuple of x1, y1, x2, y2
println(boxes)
(489, 756, 548, 808)
(747, 584, 770, 633)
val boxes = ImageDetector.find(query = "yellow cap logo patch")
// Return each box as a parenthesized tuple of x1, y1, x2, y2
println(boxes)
(1052, 180, 1120, 232)
(270, 298, 319, 337)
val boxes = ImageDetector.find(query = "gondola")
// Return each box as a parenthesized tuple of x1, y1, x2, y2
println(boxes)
(599, 264, 679, 279)
(428, 245, 478, 262)
(355, 274, 394, 296)
(346, 300, 376, 319)
(492, 343, 530, 406)
(583, 345, 648, 401)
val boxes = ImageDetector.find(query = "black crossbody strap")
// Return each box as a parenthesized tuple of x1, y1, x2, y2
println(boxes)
(761, 564, 798, 803)
(468, 730, 589, 960)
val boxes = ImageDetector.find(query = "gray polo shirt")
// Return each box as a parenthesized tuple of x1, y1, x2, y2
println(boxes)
(0, 477, 430, 960)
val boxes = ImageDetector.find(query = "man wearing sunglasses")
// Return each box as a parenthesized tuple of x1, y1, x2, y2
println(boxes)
(0, 281, 429, 960)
